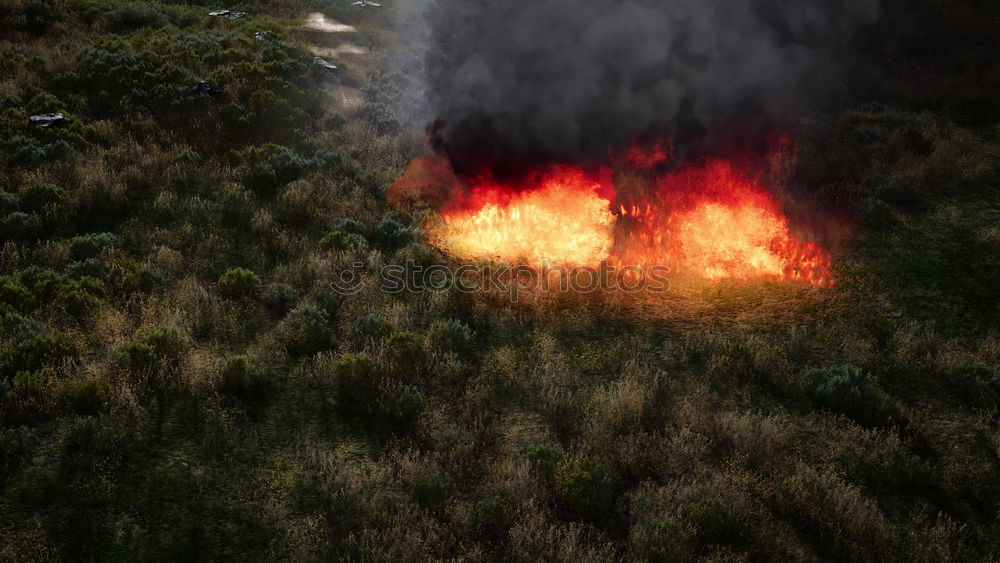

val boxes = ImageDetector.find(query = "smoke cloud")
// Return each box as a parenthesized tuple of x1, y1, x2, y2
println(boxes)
(424, 0, 881, 175)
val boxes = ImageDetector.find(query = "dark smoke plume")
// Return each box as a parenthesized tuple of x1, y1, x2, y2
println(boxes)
(424, 0, 881, 176)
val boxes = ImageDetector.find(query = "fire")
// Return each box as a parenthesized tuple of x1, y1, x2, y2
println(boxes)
(404, 146, 834, 287)
(436, 167, 614, 266)
(612, 160, 833, 286)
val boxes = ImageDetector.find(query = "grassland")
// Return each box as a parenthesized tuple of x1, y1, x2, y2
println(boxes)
(1, 1, 999, 561)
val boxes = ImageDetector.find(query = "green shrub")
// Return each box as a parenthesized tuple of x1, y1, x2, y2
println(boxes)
(0, 279, 35, 312)
(318, 230, 367, 252)
(374, 215, 414, 249)
(350, 313, 392, 343)
(116, 328, 187, 374)
(217, 267, 261, 299)
(66, 259, 108, 281)
(805, 364, 900, 427)
(380, 384, 424, 431)
(412, 470, 455, 508)
(385, 331, 425, 376)
(0, 212, 41, 241)
(1, 335, 75, 377)
(472, 494, 514, 532)
(219, 355, 268, 401)
(516, 443, 565, 482)
(329, 217, 366, 236)
(69, 233, 119, 261)
(630, 517, 692, 562)
(54, 285, 102, 319)
(115, 342, 158, 374)
(682, 497, 739, 545)
(19, 183, 64, 212)
(124, 267, 165, 294)
(428, 319, 473, 353)
(0, 311, 42, 338)
(558, 457, 615, 515)
(279, 304, 333, 358)
(333, 353, 379, 417)
(69, 377, 113, 415)
(0, 192, 18, 214)
(244, 163, 279, 194)
(953, 363, 999, 408)
(144, 328, 187, 360)
(23, 0, 56, 34)
(103, 4, 168, 31)
(260, 283, 297, 316)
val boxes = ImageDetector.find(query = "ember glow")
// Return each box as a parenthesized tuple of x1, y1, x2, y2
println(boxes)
(398, 144, 834, 287)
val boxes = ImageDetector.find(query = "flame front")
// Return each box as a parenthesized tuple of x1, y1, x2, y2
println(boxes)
(438, 167, 614, 266)
(420, 155, 833, 287)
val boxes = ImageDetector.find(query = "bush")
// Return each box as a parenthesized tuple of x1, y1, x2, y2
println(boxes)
(473, 495, 514, 533)
(217, 267, 261, 299)
(69, 233, 119, 261)
(805, 364, 900, 427)
(682, 497, 739, 545)
(260, 283, 297, 316)
(374, 215, 415, 249)
(953, 363, 1000, 408)
(0, 212, 41, 241)
(19, 183, 64, 212)
(116, 328, 187, 374)
(516, 443, 565, 482)
(333, 353, 379, 417)
(69, 377, 113, 415)
(0, 279, 35, 312)
(428, 319, 473, 353)
(23, 0, 56, 34)
(279, 304, 333, 358)
(55, 285, 102, 319)
(412, 470, 455, 508)
(1, 335, 75, 377)
(375, 212, 416, 249)
(558, 457, 615, 515)
(66, 259, 108, 281)
(318, 230, 367, 252)
(0, 192, 18, 214)
(380, 384, 424, 431)
(329, 217, 366, 236)
(219, 355, 268, 401)
(124, 267, 164, 294)
(630, 517, 692, 562)
(385, 331, 425, 376)
(350, 313, 392, 343)
(0, 311, 42, 338)
(104, 4, 167, 31)
(115, 342, 158, 374)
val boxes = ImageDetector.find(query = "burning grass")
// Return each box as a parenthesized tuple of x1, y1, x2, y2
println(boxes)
(396, 148, 834, 287)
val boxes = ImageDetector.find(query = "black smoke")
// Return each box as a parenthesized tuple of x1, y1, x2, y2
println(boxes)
(424, 0, 881, 177)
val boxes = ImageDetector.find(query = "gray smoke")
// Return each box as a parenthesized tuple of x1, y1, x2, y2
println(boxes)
(425, 0, 880, 175)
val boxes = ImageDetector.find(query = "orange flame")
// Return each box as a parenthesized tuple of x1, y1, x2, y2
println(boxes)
(437, 166, 614, 266)
(417, 151, 833, 287)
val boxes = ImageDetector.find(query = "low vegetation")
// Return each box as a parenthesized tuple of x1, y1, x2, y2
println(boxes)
(1, 0, 998, 560)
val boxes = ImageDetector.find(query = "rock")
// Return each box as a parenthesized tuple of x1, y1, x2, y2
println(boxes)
(311, 57, 339, 73)
(209, 9, 247, 19)
(351, 1, 382, 8)
(254, 31, 276, 41)
(29, 113, 67, 128)
(192, 81, 224, 96)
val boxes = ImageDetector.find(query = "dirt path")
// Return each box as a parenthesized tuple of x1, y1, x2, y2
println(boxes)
(302, 12, 371, 110)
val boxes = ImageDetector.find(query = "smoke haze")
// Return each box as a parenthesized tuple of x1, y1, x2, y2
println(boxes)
(424, 0, 881, 175)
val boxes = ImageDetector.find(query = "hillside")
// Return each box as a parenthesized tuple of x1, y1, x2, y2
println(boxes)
(1, 1, 999, 560)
